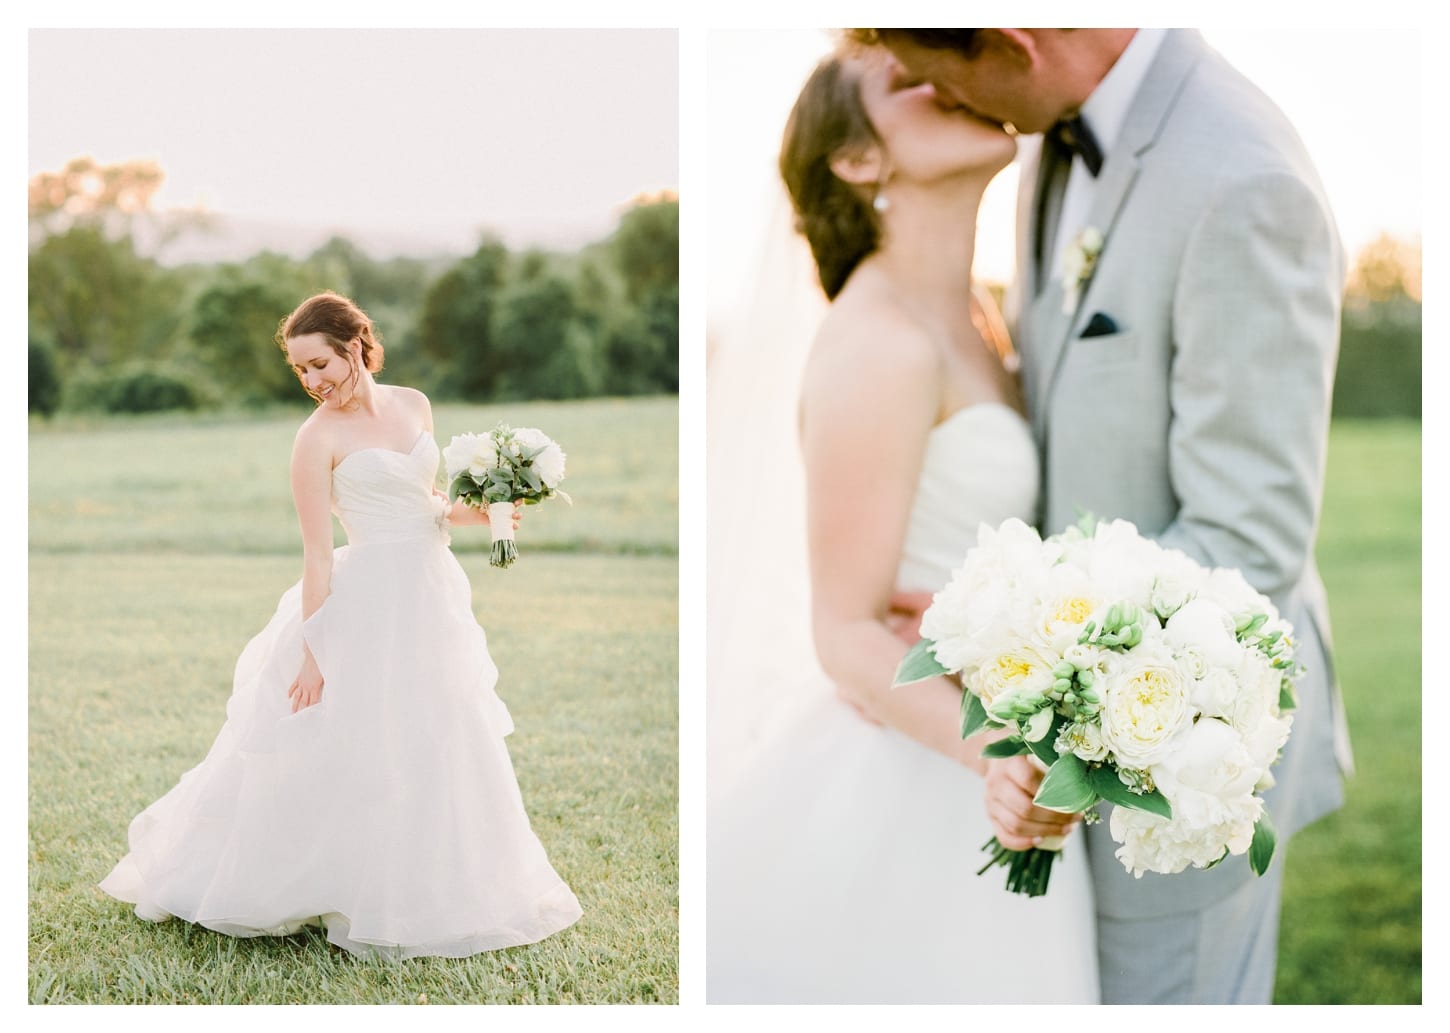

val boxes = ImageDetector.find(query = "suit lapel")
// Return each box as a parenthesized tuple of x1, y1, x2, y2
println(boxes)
(1024, 30, 1210, 430)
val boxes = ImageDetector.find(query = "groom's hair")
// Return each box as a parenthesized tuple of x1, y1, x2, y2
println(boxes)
(847, 28, 984, 56)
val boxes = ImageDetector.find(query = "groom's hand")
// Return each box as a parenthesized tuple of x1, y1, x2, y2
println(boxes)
(984, 755, 1080, 850)
(886, 589, 934, 644)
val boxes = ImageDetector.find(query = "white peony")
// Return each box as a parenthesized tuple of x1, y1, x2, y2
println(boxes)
(531, 442, 567, 487)
(443, 432, 497, 479)
(1096, 640, 1194, 768)
(1108, 718, 1267, 876)
(922, 519, 1053, 672)
(1077, 519, 1165, 607)
(1164, 598, 1243, 669)
(1198, 566, 1279, 625)
(1110, 795, 1261, 878)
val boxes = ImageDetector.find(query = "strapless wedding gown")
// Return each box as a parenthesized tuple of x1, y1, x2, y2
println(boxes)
(99, 431, 582, 958)
(707, 403, 1099, 1004)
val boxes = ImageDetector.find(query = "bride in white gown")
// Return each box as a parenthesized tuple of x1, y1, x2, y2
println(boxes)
(100, 291, 582, 958)
(707, 48, 1097, 1003)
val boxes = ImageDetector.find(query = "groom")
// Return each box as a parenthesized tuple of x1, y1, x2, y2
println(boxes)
(864, 28, 1352, 1004)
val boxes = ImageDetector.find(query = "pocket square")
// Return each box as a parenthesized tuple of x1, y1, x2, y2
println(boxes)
(1080, 312, 1118, 338)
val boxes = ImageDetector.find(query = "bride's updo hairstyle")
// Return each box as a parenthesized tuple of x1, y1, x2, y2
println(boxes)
(277, 291, 385, 402)
(779, 54, 883, 300)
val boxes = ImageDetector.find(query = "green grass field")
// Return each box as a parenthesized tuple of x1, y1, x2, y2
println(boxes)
(28, 397, 678, 1004)
(1273, 418, 1421, 1004)
(29, 404, 1420, 1004)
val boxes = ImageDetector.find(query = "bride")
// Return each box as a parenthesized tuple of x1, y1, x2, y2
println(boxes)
(707, 47, 1097, 1003)
(99, 291, 582, 958)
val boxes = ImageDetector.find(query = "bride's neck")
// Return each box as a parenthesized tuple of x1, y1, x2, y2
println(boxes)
(869, 182, 984, 315)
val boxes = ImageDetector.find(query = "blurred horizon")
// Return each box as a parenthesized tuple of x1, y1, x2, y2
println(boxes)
(29, 28, 679, 262)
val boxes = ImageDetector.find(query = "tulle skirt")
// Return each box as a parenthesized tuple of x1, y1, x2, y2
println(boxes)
(100, 537, 582, 958)
(707, 686, 1099, 1003)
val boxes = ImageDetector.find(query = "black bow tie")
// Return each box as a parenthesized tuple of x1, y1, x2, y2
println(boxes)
(1046, 114, 1103, 177)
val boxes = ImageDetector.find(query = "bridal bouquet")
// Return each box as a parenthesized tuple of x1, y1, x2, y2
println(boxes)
(443, 423, 570, 568)
(894, 516, 1299, 897)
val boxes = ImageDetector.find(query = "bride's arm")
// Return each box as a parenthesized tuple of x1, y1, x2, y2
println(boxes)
(288, 425, 334, 712)
(800, 310, 990, 775)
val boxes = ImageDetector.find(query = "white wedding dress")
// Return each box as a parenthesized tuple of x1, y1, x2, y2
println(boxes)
(707, 403, 1099, 1004)
(100, 431, 582, 958)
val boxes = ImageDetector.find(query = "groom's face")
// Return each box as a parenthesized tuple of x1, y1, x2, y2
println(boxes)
(883, 35, 1061, 136)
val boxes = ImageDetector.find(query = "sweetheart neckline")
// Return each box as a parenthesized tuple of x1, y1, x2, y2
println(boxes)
(333, 429, 432, 472)
(930, 401, 1028, 436)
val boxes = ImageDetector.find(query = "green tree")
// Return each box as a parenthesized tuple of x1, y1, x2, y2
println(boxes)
(609, 195, 679, 304)
(417, 239, 510, 398)
(188, 260, 318, 404)
(491, 265, 601, 399)
(28, 335, 62, 417)
(1333, 235, 1421, 420)
(28, 224, 183, 368)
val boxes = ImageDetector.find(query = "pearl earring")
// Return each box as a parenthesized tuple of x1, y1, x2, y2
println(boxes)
(873, 191, 889, 213)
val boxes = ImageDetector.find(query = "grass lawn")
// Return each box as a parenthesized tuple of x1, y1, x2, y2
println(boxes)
(28, 397, 678, 1004)
(1273, 418, 1421, 1004)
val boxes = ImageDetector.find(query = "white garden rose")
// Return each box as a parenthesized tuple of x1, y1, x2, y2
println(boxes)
(1056, 718, 1110, 762)
(1097, 641, 1194, 768)
(965, 637, 1059, 710)
(1034, 563, 1107, 654)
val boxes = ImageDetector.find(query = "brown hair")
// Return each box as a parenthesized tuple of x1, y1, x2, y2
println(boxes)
(846, 28, 984, 56)
(779, 54, 882, 301)
(276, 291, 384, 402)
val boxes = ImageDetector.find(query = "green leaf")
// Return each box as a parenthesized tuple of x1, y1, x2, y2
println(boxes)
(960, 691, 995, 739)
(982, 737, 1029, 759)
(1026, 713, 1069, 766)
(893, 639, 949, 686)
(1249, 810, 1278, 875)
(1087, 765, 1173, 819)
(448, 473, 475, 501)
(521, 467, 543, 493)
(1278, 682, 1298, 712)
(1033, 754, 1098, 813)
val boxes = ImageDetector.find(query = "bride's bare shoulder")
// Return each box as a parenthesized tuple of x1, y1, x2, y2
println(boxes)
(802, 282, 940, 401)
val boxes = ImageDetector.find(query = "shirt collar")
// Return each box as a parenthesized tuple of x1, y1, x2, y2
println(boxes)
(1076, 28, 1167, 155)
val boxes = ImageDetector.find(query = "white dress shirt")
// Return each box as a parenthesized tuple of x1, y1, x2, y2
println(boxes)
(1049, 27, 1167, 286)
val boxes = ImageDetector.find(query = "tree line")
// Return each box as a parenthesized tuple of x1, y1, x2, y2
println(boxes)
(29, 158, 677, 415)
(28, 160, 1417, 421)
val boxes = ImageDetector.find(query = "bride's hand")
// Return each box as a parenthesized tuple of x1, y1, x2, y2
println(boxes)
(288, 657, 324, 713)
(433, 491, 522, 529)
(983, 755, 1081, 850)
(482, 500, 524, 530)
(886, 589, 935, 644)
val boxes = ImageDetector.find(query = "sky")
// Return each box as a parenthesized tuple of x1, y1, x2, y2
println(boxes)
(707, 28, 1424, 329)
(28, 28, 679, 257)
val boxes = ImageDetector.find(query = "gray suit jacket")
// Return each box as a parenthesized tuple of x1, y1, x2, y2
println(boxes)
(1008, 29, 1352, 920)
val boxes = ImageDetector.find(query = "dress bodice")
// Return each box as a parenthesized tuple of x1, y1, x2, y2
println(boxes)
(896, 403, 1040, 590)
(330, 431, 449, 546)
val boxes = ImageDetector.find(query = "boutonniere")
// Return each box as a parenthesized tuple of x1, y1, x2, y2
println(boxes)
(1061, 226, 1104, 315)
